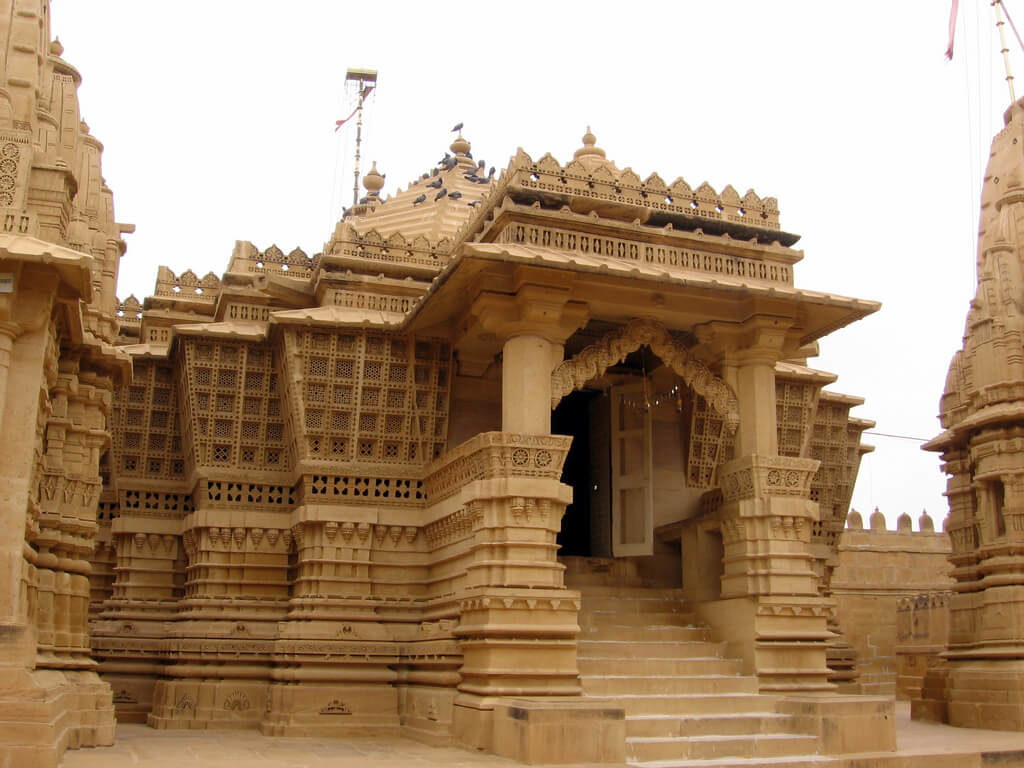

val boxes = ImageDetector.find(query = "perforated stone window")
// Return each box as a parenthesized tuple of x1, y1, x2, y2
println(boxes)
(180, 339, 292, 472)
(110, 360, 186, 480)
(286, 330, 452, 466)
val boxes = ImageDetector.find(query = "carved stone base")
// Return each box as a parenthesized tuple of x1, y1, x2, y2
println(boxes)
(99, 663, 162, 723)
(0, 668, 115, 768)
(397, 684, 456, 746)
(148, 678, 269, 729)
(947, 659, 1024, 730)
(260, 681, 400, 736)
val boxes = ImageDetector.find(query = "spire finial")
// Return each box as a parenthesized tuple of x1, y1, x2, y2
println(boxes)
(450, 133, 471, 157)
(574, 125, 607, 167)
(363, 161, 385, 198)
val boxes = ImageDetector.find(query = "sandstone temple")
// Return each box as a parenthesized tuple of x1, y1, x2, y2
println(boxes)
(4, 3, 1022, 768)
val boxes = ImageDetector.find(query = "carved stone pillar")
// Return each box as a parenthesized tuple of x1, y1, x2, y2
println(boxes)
(699, 318, 832, 693)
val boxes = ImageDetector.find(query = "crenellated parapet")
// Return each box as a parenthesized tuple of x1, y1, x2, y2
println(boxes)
(494, 141, 781, 232)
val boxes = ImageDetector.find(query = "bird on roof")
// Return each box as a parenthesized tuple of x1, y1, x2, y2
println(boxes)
(438, 152, 451, 165)
(442, 156, 458, 170)
(427, 177, 443, 189)
(477, 159, 485, 169)
(467, 200, 481, 207)
(449, 191, 463, 200)
(341, 207, 351, 217)
(451, 122, 463, 133)
(420, 173, 428, 181)
(465, 151, 473, 159)
(413, 194, 426, 205)
(431, 167, 439, 177)
(464, 173, 480, 182)
(435, 188, 447, 201)
(488, 167, 496, 178)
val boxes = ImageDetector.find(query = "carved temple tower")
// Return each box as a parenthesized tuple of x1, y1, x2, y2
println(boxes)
(0, 0, 132, 765)
(921, 94, 1024, 729)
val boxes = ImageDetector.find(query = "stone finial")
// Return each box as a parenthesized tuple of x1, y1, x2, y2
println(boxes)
(363, 161, 385, 198)
(846, 509, 863, 530)
(574, 125, 608, 165)
(869, 507, 886, 531)
(450, 133, 471, 157)
(919, 508, 935, 532)
(897, 512, 913, 532)
(50, 38, 64, 57)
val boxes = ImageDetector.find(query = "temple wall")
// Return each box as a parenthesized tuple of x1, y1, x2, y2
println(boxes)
(831, 515, 952, 698)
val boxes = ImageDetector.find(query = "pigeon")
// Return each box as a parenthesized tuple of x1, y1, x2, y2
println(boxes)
(341, 207, 351, 218)
(465, 151, 472, 159)
(435, 188, 447, 201)
(488, 167, 496, 178)
(464, 173, 480, 182)
(467, 200, 481, 208)
(420, 173, 428, 180)
(451, 122, 463, 133)
(478, 159, 485, 169)
(413, 194, 426, 205)
(439, 152, 451, 165)
(449, 191, 463, 200)
(431, 167, 439, 176)
(427, 177, 443, 188)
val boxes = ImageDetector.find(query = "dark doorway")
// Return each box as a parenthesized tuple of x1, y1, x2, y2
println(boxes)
(553, 389, 599, 556)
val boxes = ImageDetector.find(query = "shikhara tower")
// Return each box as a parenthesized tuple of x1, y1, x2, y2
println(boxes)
(923, 94, 1024, 729)
(0, 0, 131, 764)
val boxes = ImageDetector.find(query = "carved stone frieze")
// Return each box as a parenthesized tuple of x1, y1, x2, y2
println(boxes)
(719, 455, 820, 504)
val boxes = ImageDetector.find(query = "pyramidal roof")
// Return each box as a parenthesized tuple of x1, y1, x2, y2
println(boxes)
(345, 133, 496, 241)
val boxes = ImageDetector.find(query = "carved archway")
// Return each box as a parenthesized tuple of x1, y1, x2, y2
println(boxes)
(550, 318, 739, 433)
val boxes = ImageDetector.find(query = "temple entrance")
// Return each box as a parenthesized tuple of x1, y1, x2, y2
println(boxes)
(553, 389, 611, 557)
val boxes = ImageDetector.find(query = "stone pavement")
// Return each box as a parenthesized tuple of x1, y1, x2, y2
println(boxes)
(56, 701, 1024, 768)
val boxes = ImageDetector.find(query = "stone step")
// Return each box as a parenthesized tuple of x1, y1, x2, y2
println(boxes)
(578, 640, 728, 659)
(579, 624, 711, 642)
(581, 643, 733, 663)
(579, 610, 698, 627)
(581, 674, 759, 697)
(602, 693, 775, 716)
(627, 733, 820, 762)
(626, 712, 795, 738)
(579, 657, 741, 677)
(580, 595, 687, 612)
(627, 755, 833, 768)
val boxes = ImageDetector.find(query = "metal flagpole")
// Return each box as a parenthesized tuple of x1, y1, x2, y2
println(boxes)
(994, 1, 1017, 103)
(345, 69, 377, 208)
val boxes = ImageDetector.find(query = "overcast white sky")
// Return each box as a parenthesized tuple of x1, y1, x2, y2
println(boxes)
(50, 1, 1024, 529)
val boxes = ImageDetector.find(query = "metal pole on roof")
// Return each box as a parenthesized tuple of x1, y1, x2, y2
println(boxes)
(994, 1, 1017, 104)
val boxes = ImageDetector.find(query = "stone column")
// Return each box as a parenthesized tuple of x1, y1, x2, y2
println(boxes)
(700, 317, 831, 693)
(448, 277, 595, 755)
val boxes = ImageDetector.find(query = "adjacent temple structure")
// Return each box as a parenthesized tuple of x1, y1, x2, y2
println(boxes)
(920, 93, 1024, 730)
(6, 3, 981, 767)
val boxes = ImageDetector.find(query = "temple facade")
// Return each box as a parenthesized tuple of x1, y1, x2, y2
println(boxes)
(0, 3, 918, 767)
(920, 94, 1024, 731)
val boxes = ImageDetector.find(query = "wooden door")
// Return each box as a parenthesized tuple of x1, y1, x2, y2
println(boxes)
(610, 384, 654, 556)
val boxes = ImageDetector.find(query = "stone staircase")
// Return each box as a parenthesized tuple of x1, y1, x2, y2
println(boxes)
(574, 583, 827, 767)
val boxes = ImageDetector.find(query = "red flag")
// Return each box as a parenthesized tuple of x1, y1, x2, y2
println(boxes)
(334, 86, 375, 131)
(946, 0, 960, 60)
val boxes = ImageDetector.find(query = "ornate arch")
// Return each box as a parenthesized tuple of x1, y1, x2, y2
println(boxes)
(550, 318, 739, 433)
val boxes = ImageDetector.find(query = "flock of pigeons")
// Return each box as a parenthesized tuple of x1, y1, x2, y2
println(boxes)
(410, 122, 494, 207)
(342, 123, 494, 218)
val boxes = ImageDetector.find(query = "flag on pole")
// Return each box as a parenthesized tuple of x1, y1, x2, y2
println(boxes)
(335, 86, 374, 131)
(946, 0, 960, 60)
